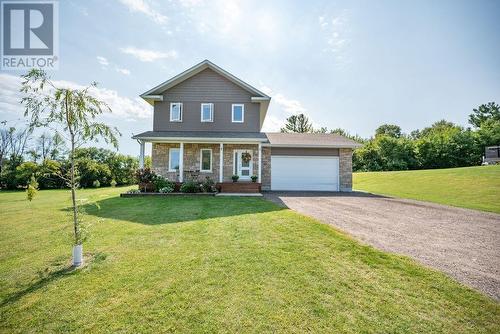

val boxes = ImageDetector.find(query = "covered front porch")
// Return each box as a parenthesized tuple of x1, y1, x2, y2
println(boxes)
(135, 135, 267, 193)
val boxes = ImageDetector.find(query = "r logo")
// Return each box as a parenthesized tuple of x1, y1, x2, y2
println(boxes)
(2, 2, 53, 55)
(1, 0, 58, 69)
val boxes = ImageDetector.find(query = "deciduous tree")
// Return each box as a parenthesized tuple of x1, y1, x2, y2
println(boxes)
(375, 124, 402, 138)
(469, 102, 500, 128)
(21, 69, 120, 266)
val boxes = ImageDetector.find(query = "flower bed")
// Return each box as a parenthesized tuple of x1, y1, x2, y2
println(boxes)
(128, 168, 218, 196)
(120, 192, 215, 197)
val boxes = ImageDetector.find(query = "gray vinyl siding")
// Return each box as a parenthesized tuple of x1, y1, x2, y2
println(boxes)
(154, 101, 260, 132)
(271, 147, 340, 156)
(154, 68, 260, 132)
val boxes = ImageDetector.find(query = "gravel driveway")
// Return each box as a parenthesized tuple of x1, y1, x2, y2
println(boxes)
(264, 191, 500, 300)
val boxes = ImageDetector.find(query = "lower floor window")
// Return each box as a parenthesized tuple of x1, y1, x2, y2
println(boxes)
(169, 148, 180, 171)
(200, 149, 212, 172)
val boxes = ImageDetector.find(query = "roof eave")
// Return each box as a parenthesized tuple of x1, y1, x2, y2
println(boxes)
(131, 136, 268, 143)
(263, 143, 362, 149)
(140, 94, 163, 105)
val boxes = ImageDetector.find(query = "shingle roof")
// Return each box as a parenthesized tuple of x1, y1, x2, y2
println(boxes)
(133, 131, 268, 141)
(265, 132, 362, 148)
(133, 131, 361, 148)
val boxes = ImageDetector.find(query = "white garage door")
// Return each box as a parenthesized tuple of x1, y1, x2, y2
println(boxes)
(271, 156, 339, 191)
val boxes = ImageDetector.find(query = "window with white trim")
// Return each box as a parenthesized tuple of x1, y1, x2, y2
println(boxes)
(232, 104, 244, 123)
(201, 103, 214, 122)
(169, 148, 180, 171)
(170, 102, 182, 122)
(200, 149, 212, 172)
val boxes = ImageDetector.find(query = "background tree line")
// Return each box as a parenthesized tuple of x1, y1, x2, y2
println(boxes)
(280, 102, 500, 171)
(0, 127, 142, 189)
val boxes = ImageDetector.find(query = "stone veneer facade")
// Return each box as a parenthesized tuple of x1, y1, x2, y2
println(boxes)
(339, 148, 353, 191)
(261, 147, 271, 190)
(152, 143, 267, 184)
(151, 143, 350, 191)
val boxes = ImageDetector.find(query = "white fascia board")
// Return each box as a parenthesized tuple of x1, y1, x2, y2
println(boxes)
(142, 95, 163, 100)
(251, 96, 271, 102)
(263, 143, 362, 149)
(133, 137, 268, 144)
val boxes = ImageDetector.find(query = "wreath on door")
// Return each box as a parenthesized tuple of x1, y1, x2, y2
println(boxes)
(241, 152, 252, 164)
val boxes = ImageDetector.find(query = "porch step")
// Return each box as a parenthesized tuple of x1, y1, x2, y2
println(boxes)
(217, 182, 261, 193)
(215, 193, 263, 197)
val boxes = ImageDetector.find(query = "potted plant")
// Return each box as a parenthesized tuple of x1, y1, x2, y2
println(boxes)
(251, 175, 258, 183)
(231, 175, 239, 182)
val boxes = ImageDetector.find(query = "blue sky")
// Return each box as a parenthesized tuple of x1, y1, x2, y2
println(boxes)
(1, 0, 499, 156)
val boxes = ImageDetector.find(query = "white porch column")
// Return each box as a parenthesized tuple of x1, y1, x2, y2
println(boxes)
(219, 143, 224, 183)
(139, 140, 145, 169)
(179, 142, 184, 182)
(258, 142, 262, 183)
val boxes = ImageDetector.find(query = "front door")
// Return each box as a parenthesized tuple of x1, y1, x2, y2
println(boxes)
(234, 150, 253, 180)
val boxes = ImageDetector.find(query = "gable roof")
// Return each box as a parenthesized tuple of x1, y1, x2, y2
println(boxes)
(141, 60, 271, 127)
(141, 59, 270, 100)
(265, 132, 362, 148)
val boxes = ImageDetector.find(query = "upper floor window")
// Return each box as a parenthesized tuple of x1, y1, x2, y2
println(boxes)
(201, 103, 214, 122)
(170, 102, 182, 122)
(232, 104, 244, 123)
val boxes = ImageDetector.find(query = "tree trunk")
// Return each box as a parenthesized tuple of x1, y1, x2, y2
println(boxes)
(70, 135, 78, 246)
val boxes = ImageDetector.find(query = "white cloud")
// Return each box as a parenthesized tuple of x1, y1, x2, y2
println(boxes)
(69, 1, 89, 17)
(318, 16, 328, 29)
(96, 56, 109, 67)
(178, 0, 204, 8)
(120, 46, 178, 62)
(119, 0, 168, 25)
(175, 0, 283, 52)
(319, 11, 351, 67)
(261, 114, 282, 132)
(115, 68, 131, 75)
(0, 74, 24, 117)
(260, 86, 312, 132)
(96, 56, 131, 76)
(271, 93, 307, 114)
(260, 86, 306, 114)
(0, 73, 151, 121)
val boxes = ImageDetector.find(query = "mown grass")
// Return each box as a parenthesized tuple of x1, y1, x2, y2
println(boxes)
(0, 187, 499, 333)
(354, 165, 500, 213)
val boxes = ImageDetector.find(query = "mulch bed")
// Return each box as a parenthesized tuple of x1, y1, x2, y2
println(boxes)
(120, 192, 216, 197)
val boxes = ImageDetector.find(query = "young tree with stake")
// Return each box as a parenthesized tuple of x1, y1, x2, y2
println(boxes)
(20, 69, 120, 267)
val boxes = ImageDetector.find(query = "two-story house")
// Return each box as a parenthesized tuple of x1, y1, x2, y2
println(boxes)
(133, 60, 360, 192)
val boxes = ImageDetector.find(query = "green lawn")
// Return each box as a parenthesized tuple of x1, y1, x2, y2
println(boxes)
(354, 165, 500, 213)
(0, 187, 498, 333)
